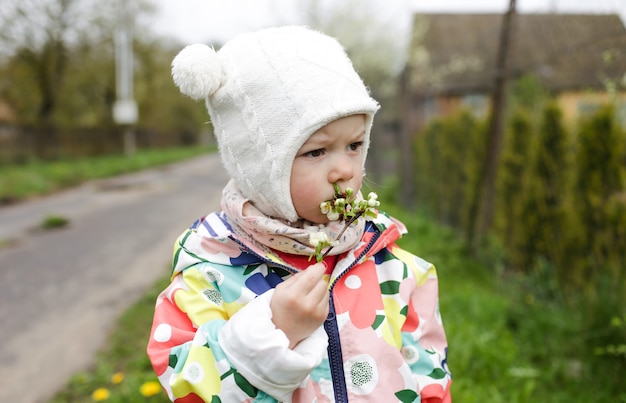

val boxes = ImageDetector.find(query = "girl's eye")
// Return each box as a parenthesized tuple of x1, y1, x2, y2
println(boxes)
(305, 149, 324, 157)
(348, 141, 364, 152)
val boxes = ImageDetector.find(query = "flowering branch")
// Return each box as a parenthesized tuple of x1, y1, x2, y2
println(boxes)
(309, 184, 380, 263)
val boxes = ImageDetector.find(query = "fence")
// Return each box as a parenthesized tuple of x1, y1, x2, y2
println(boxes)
(0, 124, 199, 164)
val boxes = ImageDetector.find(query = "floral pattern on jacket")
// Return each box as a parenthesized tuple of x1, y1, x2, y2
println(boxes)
(147, 210, 452, 402)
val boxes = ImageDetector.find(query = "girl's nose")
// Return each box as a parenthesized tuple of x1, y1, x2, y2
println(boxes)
(328, 155, 355, 184)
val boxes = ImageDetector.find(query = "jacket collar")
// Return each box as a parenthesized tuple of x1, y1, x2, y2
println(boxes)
(172, 211, 405, 278)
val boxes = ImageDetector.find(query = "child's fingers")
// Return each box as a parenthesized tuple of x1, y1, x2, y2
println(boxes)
(304, 262, 328, 278)
(304, 264, 330, 304)
(287, 262, 328, 298)
(297, 262, 328, 286)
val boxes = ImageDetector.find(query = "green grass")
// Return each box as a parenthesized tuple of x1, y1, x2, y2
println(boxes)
(385, 204, 626, 402)
(0, 146, 214, 205)
(386, 205, 534, 402)
(40, 214, 70, 229)
(45, 194, 625, 402)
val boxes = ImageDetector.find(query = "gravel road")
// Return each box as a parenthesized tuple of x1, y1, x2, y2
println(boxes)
(0, 154, 228, 402)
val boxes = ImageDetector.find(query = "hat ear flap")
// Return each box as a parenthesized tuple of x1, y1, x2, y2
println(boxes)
(171, 44, 225, 100)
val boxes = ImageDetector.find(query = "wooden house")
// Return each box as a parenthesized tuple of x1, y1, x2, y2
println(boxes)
(400, 13, 626, 136)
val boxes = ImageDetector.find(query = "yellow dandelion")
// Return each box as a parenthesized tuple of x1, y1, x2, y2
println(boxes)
(139, 381, 162, 397)
(111, 372, 125, 384)
(91, 387, 110, 401)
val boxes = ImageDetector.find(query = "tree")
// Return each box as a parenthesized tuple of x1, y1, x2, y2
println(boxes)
(496, 109, 533, 250)
(0, 0, 107, 124)
(434, 112, 481, 228)
(0, 0, 157, 128)
(412, 111, 487, 239)
(573, 106, 625, 277)
(471, 0, 517, 250)
(512, 102, 571, 271)
(133, 38, 210, 139)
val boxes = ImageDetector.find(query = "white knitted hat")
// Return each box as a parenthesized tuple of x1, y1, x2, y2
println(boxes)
(171, 26, 379, 222)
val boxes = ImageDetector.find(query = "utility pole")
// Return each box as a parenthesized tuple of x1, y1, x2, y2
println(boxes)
(113, 0, 138, 156)
(470, 0, 517, 251)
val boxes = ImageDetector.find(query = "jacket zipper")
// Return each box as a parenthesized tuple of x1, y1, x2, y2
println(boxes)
(324, 294, 348, 403)
(324, 222, 381, 403)
(230, 222, 382, 402)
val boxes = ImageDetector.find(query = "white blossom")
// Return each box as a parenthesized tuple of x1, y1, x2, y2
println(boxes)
(327, 210, 340, 221)
(309, 231, 330, 247)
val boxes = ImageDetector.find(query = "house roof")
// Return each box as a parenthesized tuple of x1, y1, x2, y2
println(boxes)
(405, 13, 626, 95)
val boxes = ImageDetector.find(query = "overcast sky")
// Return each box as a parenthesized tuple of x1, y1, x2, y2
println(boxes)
(151, 0, 625, 44)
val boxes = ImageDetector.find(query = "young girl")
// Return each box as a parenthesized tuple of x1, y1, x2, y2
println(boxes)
(147, 26, 451, 402)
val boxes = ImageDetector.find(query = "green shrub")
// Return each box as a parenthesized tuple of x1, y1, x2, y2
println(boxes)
(572, 105, 625, 282)
(510, 102, 572, 271)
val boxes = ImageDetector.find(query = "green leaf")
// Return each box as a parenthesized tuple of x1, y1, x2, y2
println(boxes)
(395, 389, 419, 403)
(172, 230, 193, 270)
(234, 372, 258, 397)
(428, 367, 448, 379)
(220, 368, 236, 380)
(380, 280, 401, 294)
(372, 314, 385, 329)
(243, 264, 261, 276)
(171, 247, 183, 272)
(168, 353, 178, 369)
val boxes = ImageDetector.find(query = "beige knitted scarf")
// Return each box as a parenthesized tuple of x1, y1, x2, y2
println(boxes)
(221, 180, 364, 257)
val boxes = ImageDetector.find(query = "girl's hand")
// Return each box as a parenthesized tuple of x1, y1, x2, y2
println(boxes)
(270, 262, 330, 349)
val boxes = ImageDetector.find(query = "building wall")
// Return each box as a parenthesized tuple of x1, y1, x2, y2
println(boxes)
(414, 91, 626, 132)
(557, 91, 626, 128)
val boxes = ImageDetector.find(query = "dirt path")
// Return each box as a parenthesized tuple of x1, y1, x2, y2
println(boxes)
(0, 154, 229, 402)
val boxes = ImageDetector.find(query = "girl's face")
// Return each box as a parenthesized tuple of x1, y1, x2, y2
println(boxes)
(290, 114, 366, 224)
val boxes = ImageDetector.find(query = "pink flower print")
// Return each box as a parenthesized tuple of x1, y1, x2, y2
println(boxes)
(148, 292, 196, 376)
(411, 277, 447, 352)
(333, 260, 383, 329)
(291, 377, 331, 402)
(401, 298, 420, 333)
(399, 277, 420, 333)
(200, 237, 241, 258)
(420, 382, 452, 403)
(173, 392, 204, 403)
(340, 321, 405, 399)
(350, 231, 376, 259)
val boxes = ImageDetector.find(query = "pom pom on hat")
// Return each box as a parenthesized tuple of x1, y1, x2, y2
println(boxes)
(172, 44, 225, 100)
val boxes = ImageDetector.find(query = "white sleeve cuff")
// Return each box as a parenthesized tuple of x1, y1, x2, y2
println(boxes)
(218, 289, 328, 402)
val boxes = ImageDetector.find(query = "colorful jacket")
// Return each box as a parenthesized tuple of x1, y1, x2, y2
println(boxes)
(147, 211, 452, 402)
